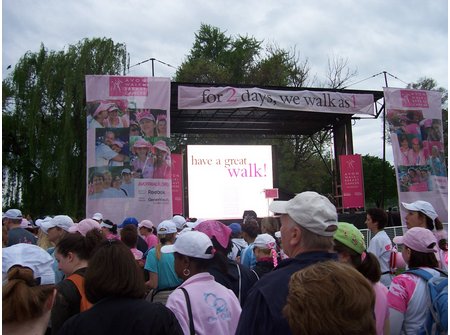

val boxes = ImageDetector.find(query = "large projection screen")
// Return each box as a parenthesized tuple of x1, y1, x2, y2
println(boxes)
(187, 145, 274, 219)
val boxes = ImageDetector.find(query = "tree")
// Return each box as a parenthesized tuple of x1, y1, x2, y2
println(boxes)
(362, 155, 398, 208)
(325, 54, 358, 89)
(2, 38, 128, 218)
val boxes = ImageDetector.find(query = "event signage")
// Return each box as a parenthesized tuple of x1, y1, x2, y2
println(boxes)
(85, 75, 172, 225)
(171, 153, 184, 215)
(384, 87, 448, 224)
(339, 154, 365, 208)
(178, 86, 375, 115)
(187, 145, 274, 219)
(264, 188, 279, 199)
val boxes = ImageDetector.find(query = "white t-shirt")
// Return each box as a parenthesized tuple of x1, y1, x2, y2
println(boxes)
(368, 230, 393, 287)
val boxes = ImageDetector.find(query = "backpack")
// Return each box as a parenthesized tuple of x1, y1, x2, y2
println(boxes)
(405, 268, 447, 335)
(232, 241, 245, 258)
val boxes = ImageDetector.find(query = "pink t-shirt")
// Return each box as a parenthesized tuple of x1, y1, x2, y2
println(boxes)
(143, 234, 158, 250)
(387, 268, 440, 334)
(373, 281, 389, 335)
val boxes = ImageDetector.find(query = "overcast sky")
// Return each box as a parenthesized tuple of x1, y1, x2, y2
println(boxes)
(3, 0, 448, 163)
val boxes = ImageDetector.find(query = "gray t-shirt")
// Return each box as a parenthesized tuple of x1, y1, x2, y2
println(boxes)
(7, 227, 37, 246)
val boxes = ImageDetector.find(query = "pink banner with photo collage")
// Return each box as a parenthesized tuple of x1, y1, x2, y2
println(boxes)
(85, 75, 173, 226)
(384, 87, 448, 224)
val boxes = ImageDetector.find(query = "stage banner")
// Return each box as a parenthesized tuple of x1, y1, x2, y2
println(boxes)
(178, 86, 375, 115)
(384, 87, 447, 224)
(171, 153, 184, 215)
(339, 154, 365, 209)
(85, 76, 172, 225)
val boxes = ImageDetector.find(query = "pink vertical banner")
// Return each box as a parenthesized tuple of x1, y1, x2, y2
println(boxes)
(384, 88, 447, 224)
(171, 153, 184, 215)
(339, 154, 365, 208)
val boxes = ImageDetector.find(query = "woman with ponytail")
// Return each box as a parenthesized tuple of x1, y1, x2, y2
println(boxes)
(333, 222, 389, 335)
(252, 233, 279, 278)
(51, 222, 104, 334)
(3, 244, 57, 335)
(144, 220, 182, 304)
(100, 219, 120, 240)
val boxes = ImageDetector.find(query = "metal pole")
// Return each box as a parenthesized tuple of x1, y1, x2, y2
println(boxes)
(150, 58, 155, 77)
(382, 71, 389, 209)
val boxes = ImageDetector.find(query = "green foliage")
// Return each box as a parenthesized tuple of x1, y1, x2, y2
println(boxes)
(176, 23, 310, 87)
(2, 38, 128, 218)
(362, 155, 398, 208)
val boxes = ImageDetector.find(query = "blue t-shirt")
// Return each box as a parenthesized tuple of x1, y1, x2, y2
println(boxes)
(241, 243, 256, 269)
(144, 248, 182, 290)
(47, 247, 65, 284)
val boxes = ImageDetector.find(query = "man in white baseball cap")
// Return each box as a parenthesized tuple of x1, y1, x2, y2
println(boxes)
(236, 191, 338, 335)
(3, 209, 37, 246)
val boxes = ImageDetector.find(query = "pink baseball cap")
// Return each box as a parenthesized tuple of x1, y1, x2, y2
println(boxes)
(393, 227, 437, 253)
(132, 138, 152, 149)
(194, 220, 231, 249)
(136, 109, 155, 123)
(138, 220, 154, 230)
(93, 102, 113, 117)
(69, 219, 101, 236)
(153, 140, 170, 153)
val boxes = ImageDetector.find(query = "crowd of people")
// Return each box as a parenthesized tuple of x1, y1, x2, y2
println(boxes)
(2, 192, 448, 335)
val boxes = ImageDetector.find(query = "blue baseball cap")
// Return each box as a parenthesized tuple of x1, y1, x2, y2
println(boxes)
(118, 217, 138, 228)
(229, 223, 242, 235)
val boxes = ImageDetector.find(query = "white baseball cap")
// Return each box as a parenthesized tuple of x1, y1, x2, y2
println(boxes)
(402, 200, 438, 221)
(172, 215, 186, 230)
(92, 212, 103, 221)
(41, 215, 74, 234)
(3, 243, 55, 285)
(161, 231, 214, 259)
(157, 220, 177, 235)
(3, 209, 23, 220)
(253, 233, 276, 249)
(269, 191, 338, 236)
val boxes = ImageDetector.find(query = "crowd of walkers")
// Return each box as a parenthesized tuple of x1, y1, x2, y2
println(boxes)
(2, 192, 448, 335)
